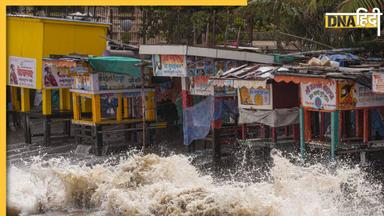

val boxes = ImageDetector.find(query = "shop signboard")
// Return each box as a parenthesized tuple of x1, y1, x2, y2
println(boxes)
(190, 76, 213, 95)
(355, 83, 384, 108)
(210, 79, 236, 96)
(8, 56, 36, 88)
(187, 56, 215, 76)
(372, 72, 384, 93)
(337, 80, 356, 110)
(153, 55, 187, 77)
(73, 74, 98, 91)
(236, 80, 272, 109)
(301, 81, 337, 110)
(98, 72, 141, 90)
(42, 60, 75, 89)
(73, 72, 145, 91)
(190, 77, 236, 96)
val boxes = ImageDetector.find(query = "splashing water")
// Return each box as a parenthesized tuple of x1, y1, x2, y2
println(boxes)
(7, 151, 384, 216)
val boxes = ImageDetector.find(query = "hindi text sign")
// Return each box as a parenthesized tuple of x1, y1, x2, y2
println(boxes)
(9, 56, 37, 88)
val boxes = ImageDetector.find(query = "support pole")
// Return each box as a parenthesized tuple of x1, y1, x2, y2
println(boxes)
(23, 113, 31, 144)
(331, 110, 339, 160)
(241, 124, 246, 139)
(59, 89, 66, 111)
(363, 108, 369, 144)
(21, 88, 30, 112)
(123, 97, 129, 118)
(339, 110, 343, 141)
(355, 110, 361, 137)
(91, 95, 101, 123)
(271, 127, 277, 143)
(43, 115, 51, 146)
(138, 60, 150, 151)
(116, 94, 123, 121)
(72, 93, 80, 120)
(304, 109, 311, 141)
(320, 112, 325, 140)
(299, 107, 305, 157)
(95, 125, 103, 156)
(42, 89, 52, 115)
(11, 86, 20, 111)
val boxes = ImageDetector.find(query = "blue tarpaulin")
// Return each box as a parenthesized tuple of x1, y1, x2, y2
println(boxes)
(183, 96, 238, 145)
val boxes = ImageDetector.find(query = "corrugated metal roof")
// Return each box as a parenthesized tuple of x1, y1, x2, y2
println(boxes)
(7, 14, 111, 26)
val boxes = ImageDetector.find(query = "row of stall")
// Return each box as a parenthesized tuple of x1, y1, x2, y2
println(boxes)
(7, 16, 164, 155)
(7, 16, 384, 160)
(139, 45, 384, 160)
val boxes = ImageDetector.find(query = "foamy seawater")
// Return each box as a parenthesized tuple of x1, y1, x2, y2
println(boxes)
(7, 151, 384, 216)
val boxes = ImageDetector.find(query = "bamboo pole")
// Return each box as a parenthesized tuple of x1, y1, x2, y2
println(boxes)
(136, 59, 150, 152)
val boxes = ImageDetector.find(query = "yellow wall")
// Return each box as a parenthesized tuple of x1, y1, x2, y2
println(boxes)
(7, 17, 44, 89)
(7, 16, 108, 90)
(43, 21, 107, 57)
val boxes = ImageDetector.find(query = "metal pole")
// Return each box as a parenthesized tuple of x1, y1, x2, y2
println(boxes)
(331, 110, 339, 160)
(141, 60, 146, 152)
(299, 107, 305, 157)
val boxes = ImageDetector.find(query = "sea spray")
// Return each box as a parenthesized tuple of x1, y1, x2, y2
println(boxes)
(7, 151, 384, 216)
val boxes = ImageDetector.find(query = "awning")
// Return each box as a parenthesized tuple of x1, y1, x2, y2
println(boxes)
(89, 56, 141, 77)
(273, 75, 334, 85)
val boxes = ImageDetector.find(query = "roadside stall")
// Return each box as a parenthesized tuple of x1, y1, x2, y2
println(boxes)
(187, 75, 238, 160)
(214, 65, 300, 150)
(7, 15, 109, 145)
(139, 45, 275, 160)
(70, 56, 164, 155)
(275, 66, 384, 159)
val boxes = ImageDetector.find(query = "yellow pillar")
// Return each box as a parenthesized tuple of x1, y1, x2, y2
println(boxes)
(42, 89, 52, 115)
(81, 97, 92, 113)
(72, 93, 80, 120)
(59, 89, 66, 111)
(92, 95, 101, 123)
(123, 97, 129, 118)
(145, 91, 155, 121)
(20, 88, 30, 112)
(116, 94, 123, 121)
(65, 90, 71, 110)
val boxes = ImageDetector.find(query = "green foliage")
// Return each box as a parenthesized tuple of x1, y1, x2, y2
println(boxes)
(338, 0, 384, 12)
(138, 1, 383, 49)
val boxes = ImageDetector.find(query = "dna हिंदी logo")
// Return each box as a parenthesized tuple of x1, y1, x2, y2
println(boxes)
(325, 8, 382, 36)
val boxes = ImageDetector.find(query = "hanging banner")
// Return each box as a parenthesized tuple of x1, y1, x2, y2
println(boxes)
(153, 55, 187, 77)
(187, 56, 216, 76)
(234, 80, 266, 89)
(190, 76, 213, 95)
(43, 60, 75, 89)
(238, 84, 272, 110)
(210, 79, 236, 96)
(301, 81, 337, 110)
(190, 77, 236, 96)
(98, 72, 141, 90)
(8, 56, 36, 88)
(372, 72, 384, 93)
(337, 81, 356, 110)
(355, 83, 384, 108)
